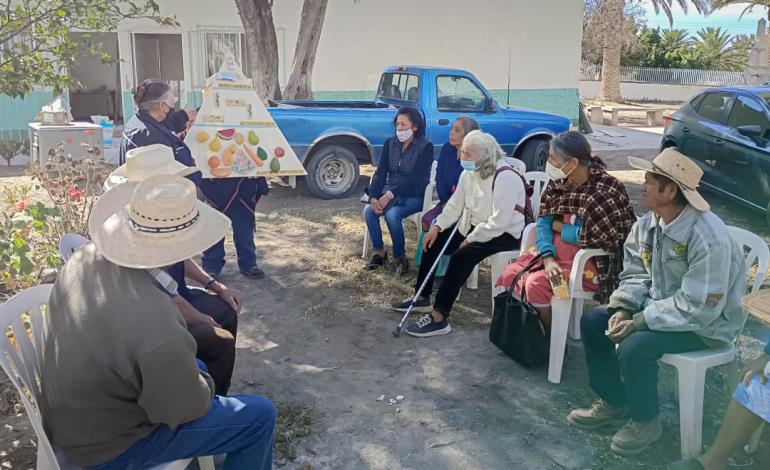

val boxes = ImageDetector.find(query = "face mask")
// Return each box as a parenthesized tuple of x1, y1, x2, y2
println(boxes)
(460, 159, 477, 172)
(396, 129, 414, 142)
(546, 161, 569, 180)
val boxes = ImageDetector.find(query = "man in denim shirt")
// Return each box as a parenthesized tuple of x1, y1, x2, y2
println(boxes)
(568, 149, 747, 456)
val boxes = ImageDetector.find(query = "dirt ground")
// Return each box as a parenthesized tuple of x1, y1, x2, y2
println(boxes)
(2, 154, 770, 469)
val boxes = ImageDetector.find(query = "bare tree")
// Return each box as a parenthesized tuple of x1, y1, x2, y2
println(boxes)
(283, 0, 329, 100)
(235, 0, 329, 101)
(234, 0, 282, 100)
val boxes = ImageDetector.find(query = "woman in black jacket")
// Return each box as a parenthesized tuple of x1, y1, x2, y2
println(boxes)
(364, 107, 433, 275)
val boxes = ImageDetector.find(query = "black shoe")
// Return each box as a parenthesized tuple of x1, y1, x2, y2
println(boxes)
(390, 295, 432, 313)
(240, 266, 265, 279)
(365, 253, 388, 270)
(393, 258, 409, 277)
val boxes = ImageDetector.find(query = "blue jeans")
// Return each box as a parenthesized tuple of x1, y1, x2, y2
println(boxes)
(203, 200, 257, 275)
(363, 196, 423, 260)
(86, 394, 276, 470)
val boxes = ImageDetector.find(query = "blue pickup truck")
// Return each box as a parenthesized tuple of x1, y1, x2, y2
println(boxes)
(269, 66, 571, 199)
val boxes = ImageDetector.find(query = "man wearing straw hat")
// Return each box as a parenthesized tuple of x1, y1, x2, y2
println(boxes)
(568, 148, 747, 457)
(104, 144, 242, 396)
(40, 175, 275, 469)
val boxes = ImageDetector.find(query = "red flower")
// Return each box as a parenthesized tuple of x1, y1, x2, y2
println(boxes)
(14, 199, 31, 212)
(67, 186, 82, 201)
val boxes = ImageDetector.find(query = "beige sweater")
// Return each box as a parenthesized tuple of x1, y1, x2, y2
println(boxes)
(41, 243, 214, 467)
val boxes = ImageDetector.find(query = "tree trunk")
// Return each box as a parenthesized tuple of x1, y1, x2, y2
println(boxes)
(597, 0, 623, 102)
(282, 0, 328, 100)
(234, 0, 282, 101)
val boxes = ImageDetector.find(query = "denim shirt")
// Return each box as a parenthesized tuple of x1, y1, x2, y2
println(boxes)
(608, 205, 747, 344)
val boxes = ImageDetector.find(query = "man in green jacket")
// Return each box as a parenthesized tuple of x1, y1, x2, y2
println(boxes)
(41, 175, 275, 469)
(567, 149, 747, 456)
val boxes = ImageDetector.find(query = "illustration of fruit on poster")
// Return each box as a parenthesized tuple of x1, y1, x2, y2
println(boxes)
(185, 54, 306, 179)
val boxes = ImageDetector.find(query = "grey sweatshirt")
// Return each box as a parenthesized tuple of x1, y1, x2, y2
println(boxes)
(41, 243, 214, 467)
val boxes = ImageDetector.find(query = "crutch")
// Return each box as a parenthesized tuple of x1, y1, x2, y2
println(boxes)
(393, 222, 461, 337)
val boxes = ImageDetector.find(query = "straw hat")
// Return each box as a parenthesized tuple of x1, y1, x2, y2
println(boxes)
(628, 148, 709, 212)
(105, 144, 198, 190)
(742, 289, 770, 326)
(89, 175, 229, 269)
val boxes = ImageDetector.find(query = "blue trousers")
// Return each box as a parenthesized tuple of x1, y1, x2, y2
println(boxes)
(363, 197, 422, 260)
(86, 394, 276, 470)
(203, 200, 257, 275)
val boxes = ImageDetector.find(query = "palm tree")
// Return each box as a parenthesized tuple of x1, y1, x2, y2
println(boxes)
(689, 27, 751, 70)
(712, 1, 770, 62)
(597, 0, 711, 102)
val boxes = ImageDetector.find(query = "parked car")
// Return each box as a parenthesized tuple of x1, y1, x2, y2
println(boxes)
(268, 66, 571, 199)
(661, 86, 770, 227)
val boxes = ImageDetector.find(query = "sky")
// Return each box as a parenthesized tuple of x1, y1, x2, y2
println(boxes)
(642, 0, 766, 36)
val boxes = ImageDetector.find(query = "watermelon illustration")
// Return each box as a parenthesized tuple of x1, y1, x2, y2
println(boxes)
(216, 129, 236, 140)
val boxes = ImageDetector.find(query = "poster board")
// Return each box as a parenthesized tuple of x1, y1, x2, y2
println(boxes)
(184, 55, 306, 179)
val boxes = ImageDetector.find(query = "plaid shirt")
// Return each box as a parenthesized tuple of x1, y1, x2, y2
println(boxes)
(539, 157, 636, 302)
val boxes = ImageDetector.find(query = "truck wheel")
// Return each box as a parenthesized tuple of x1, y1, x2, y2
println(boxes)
(520, 139, 550, 171)
(305, 145, 360, 199)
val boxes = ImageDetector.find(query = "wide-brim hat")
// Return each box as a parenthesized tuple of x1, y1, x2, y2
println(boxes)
(89, 175, 229, 269)
(628, 148, 709, 212)
(742, 289, 770, 326)
(106, 144, 198, 191)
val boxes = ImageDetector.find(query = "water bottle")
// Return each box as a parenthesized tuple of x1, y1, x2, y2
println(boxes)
(101, 121, 114, 147)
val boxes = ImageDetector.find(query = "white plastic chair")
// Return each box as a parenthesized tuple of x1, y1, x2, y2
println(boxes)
(362, 161, 437, 260)
(0, 285, 215, 470)
(523, 171, 550, 218)
(660, 225, 769, 459)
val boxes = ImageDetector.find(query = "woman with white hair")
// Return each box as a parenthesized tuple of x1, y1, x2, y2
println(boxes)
(391, 130, 527, 337)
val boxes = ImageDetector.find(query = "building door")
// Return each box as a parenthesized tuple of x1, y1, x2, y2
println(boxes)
(69, 32, 122, 122)
(131, 33, 185, 106)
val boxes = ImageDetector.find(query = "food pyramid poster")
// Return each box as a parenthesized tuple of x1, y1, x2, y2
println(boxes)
(185, 54, 306, 179)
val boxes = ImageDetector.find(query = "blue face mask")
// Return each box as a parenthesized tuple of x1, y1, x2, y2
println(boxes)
(460, 159, 477, 172)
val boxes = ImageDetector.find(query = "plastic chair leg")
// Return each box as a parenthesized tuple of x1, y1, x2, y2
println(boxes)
(415, 231, 425, 267)
(362, 227, 370, 259)
(198, 455, 215, 470)
(548, 298, 572, 384)
(568, 298, 583, 340)
(436, 255, 449, 277)
(466, 265, 478, 289)
(745, 422, 765, 454)
(675, 364, 707, 459)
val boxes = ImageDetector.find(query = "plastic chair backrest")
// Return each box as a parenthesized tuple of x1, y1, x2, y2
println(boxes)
(0, 284, 60, 469)
(524, 171, 550, 217)
(503, 157, 526, 174)
(727, 225, 770, 294)
(58, 234, 90, 264)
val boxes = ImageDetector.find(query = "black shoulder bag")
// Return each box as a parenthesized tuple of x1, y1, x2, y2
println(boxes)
(489, 253, 550, 368)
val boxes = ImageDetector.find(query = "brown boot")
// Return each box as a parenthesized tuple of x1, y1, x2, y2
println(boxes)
(567, 400, 630, 430)
(610, 416, 663, 456)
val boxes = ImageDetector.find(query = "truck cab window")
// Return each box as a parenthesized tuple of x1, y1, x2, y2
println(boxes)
(436, 76, 487, 112)
(377, 73, 419, 102)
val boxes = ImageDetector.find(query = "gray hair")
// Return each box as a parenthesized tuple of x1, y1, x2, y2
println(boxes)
(134, 79, 174, 112)
(455, 116, 480, 136)
(462, 130, 505, 179)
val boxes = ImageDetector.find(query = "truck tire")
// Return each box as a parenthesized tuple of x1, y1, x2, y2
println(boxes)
(520, 138, 550, 171)
(305, 144, 360, 199)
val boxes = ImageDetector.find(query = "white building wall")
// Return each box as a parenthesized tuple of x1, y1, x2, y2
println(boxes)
(117, 0, 583, 119)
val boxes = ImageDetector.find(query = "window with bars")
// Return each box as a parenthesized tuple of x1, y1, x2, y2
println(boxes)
(194, 28, 286, 89)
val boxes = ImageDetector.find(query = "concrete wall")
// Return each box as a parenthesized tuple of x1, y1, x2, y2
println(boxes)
(579, 80, 705, 103)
